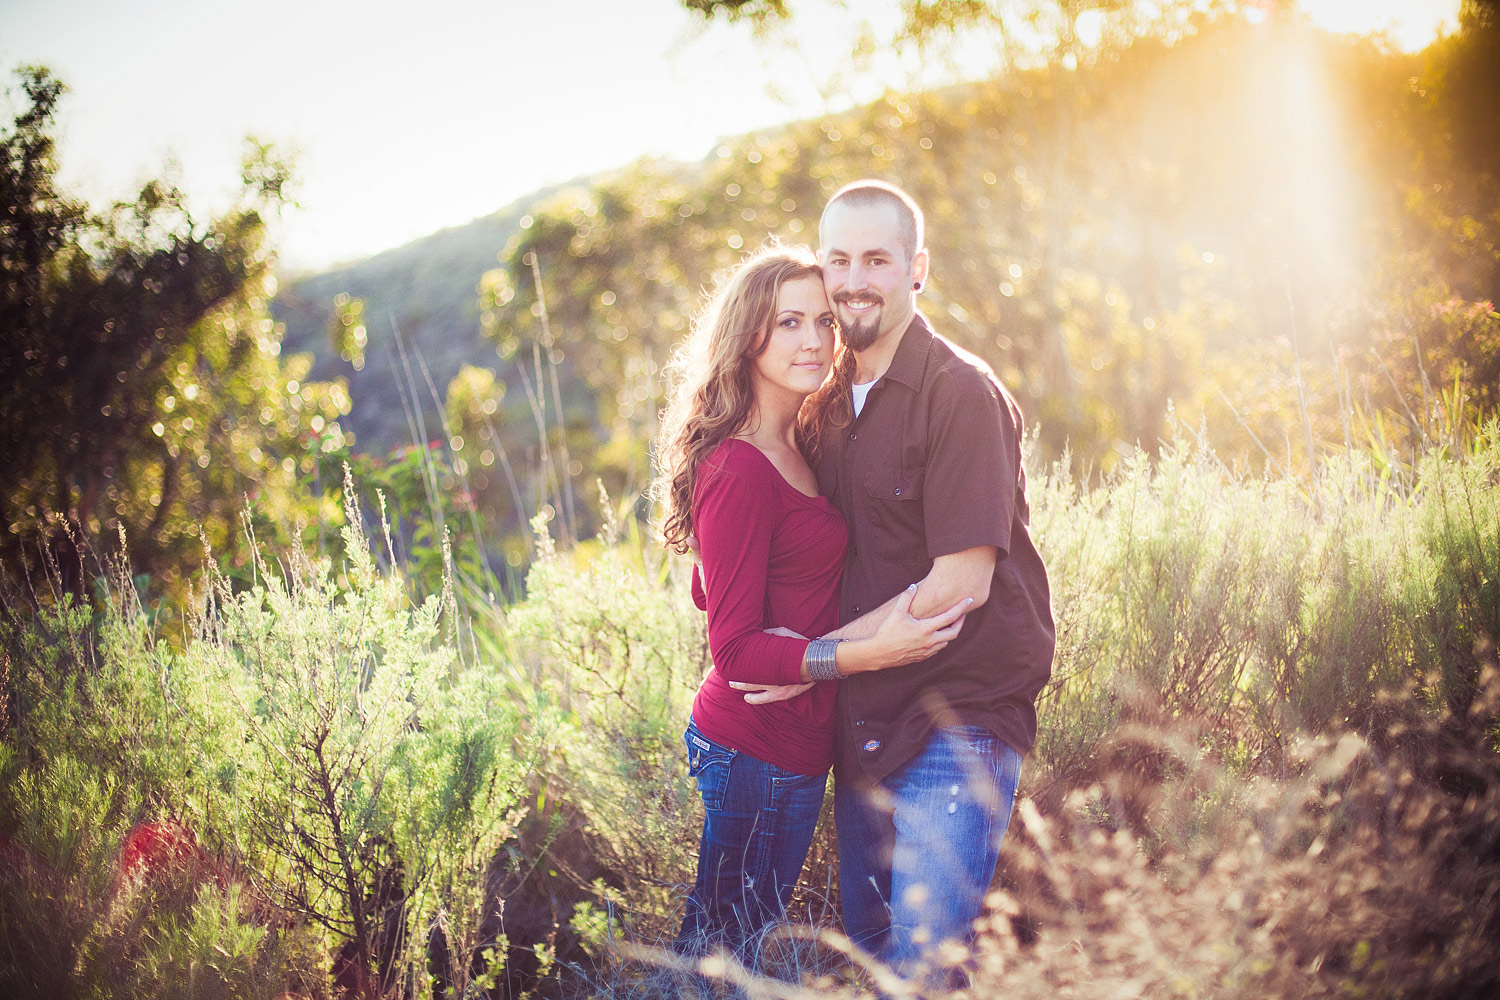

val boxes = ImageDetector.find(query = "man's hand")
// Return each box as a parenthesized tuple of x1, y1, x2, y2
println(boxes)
(728, 625, 813, 703)
(728, 680, 815, 704)
(850, 584, 968, 673)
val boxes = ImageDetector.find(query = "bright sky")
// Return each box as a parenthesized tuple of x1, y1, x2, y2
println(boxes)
(0, 0, 1462, 273)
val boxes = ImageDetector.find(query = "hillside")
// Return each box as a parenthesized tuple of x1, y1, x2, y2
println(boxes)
(271, 186, 569, 456)
(270, 12, 1498, 563)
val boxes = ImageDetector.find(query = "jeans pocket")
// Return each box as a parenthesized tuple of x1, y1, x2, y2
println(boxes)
(685, 724, 735, 813)
(940, 724, 996, 749)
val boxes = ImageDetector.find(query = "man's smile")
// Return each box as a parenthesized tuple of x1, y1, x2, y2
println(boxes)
(836, 291, 883, 313)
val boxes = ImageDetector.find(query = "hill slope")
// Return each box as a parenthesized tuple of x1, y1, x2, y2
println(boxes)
(271, 189, 561, 456)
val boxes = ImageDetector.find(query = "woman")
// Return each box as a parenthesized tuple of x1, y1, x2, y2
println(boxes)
(655, 244, 967, 960)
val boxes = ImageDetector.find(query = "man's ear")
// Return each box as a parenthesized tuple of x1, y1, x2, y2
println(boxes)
(912, 247, 930, 290)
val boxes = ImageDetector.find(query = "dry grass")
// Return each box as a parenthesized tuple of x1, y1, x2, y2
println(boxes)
(559, 673, 1500, 1000)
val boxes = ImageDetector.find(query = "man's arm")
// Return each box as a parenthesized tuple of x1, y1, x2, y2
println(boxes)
(909, 544, 997, 617)
(827, 545, 997, 640)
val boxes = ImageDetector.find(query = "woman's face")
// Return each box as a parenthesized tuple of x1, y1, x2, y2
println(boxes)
(749, 275, 836, 407)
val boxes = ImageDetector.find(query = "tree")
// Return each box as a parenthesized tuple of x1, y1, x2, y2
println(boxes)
(1408, 0, 1500, 305)
(0, 67, 350, 596)
(682, 0, 792, 22)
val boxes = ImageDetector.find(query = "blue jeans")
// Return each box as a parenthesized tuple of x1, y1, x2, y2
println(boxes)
(675, 720, 828, 960)
(835, 725, 1023, 980)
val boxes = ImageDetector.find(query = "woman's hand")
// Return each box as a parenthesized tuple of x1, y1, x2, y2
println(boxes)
(728, 679, 815, 705)
(849, 585, 969, 674)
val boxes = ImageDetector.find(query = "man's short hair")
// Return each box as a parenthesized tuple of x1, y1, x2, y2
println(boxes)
(820, 179, 925, 263)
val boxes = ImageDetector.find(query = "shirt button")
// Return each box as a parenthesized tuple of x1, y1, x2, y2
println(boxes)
(853, 605, 862, 613)
(893, 488, 902, 496)
(854, 720, 865, 727)
(849, 431, 858, 441)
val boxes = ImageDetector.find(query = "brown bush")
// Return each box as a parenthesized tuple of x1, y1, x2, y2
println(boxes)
(957, 670, 1500, 1000)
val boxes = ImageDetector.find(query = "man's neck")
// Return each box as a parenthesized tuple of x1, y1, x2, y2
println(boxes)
(852, 315, 911, 383)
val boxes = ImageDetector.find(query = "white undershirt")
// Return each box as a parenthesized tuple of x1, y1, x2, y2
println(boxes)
(851, 379, 877, 418)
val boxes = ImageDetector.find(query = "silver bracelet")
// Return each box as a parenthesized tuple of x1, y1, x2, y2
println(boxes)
(805, 638, 844, 682)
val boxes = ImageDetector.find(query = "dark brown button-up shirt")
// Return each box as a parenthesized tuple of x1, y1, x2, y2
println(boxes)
(816, 315, 1055, 784)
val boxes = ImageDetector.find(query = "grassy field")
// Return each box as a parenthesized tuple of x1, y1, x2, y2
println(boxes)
(2, 425, 1497, 998)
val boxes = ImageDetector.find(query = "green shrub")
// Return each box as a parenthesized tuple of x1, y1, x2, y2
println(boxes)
(1408, 423, 1500, 719)
(0, 597, 303, 1000)
(184, 470, 531, 998)
(0, 468, 535, 998)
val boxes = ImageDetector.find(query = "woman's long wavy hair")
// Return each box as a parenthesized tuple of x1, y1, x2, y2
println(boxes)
(654, 244, 823, 554)
(795, 340, 856, 467)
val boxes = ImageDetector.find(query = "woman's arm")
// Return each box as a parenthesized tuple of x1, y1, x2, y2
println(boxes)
(730, 588, 968, 704)
(827, 546, 997, 641)
(694, 451, 811, 686)
(729, 577, 972, 704)
(827, 584, 969, 677)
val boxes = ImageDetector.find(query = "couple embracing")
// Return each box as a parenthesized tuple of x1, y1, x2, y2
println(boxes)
(654, 180, 1055, 983)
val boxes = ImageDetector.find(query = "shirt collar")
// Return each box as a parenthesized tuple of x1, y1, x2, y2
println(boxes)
(878, 313, 934, 393)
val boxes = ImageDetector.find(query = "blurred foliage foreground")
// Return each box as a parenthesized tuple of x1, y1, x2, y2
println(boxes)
(2, 420, 1498, 999)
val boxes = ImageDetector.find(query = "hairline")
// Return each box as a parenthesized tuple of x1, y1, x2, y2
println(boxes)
(818, 181, 924, 264)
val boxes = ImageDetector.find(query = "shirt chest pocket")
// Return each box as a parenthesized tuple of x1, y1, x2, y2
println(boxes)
(860, 467, 928, 567)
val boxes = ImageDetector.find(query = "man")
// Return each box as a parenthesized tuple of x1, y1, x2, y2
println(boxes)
(813, 179, 1055, 979)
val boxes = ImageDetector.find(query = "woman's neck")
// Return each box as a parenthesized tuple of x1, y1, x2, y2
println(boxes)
(739, 397, 801, 452)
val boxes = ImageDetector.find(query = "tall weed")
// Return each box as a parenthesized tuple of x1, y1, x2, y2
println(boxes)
(1033, 420, 1500, 794)
(503, 512, 706, 942)
(1408, 423, 1500, 717)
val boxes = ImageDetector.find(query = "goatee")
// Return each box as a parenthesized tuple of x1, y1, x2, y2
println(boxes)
(841, 314, 881, 351)
(835, 290, 884, 351)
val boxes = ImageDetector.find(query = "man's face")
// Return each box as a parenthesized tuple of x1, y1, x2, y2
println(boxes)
(819, 200, 928, 353)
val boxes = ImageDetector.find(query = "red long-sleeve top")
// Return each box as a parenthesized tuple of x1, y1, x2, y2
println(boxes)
(689, 438, 846, 775)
